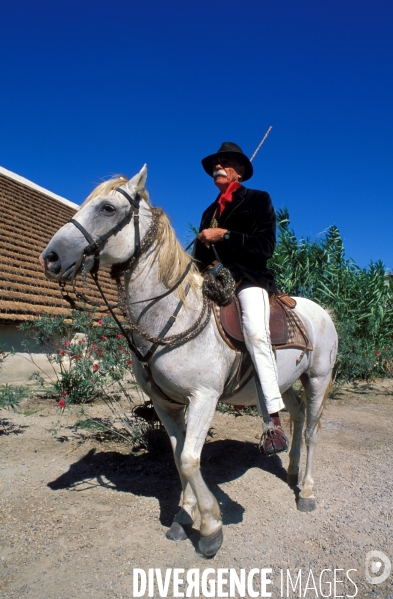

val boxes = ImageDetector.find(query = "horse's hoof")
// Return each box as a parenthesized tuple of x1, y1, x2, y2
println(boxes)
(297, 497, 316, 512)
(166, 522, 188, 541)
(287, 473, 299, 487)
(198, 527, 223, 558)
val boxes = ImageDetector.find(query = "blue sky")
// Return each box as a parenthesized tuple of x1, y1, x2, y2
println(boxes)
(1, 0, 392, 269)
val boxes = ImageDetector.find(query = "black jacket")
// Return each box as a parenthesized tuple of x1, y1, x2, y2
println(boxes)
(193, 185, 278, 293)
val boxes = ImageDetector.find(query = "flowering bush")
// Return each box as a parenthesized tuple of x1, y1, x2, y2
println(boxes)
(18, 310, 135, 406)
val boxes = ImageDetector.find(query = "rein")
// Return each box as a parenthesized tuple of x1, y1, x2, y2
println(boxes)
(64, 190, 210, 367)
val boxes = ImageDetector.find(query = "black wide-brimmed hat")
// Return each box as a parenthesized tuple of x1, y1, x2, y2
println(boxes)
(201, 141, 253, 182)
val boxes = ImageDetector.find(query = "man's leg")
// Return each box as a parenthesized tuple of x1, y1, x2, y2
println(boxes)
(237, 284, 288, 454)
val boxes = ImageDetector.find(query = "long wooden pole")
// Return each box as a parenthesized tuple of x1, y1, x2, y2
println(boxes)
(249, 126, 273, 162)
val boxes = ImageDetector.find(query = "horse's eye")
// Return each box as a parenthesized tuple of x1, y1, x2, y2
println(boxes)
(101, 204, 116, 215)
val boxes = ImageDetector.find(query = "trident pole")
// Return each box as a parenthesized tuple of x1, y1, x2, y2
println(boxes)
(249, 126, 272, 162)
(248, 125, 278, 435)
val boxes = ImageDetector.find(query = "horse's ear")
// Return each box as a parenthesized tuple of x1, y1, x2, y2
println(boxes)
(124, 164, 148, 194)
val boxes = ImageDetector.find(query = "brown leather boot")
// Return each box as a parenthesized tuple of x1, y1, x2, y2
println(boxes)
(260, 414, 288, 456)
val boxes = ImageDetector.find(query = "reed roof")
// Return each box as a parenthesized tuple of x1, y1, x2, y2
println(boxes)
(0, 168, 118, 324)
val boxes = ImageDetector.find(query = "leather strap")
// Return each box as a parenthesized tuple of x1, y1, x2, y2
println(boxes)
(141, 284, 191, 363)
(116, 188, 141, 259)
(68, 189, 140, 274)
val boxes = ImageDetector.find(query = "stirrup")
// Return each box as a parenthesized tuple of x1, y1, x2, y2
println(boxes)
(260, 419, 288, 456)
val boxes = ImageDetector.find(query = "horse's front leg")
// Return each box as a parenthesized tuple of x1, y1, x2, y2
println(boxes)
(180, 391, 223, 557)
(152, 401, 199, 541)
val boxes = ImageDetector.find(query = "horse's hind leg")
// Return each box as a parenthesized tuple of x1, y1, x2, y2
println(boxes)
(297, 373, 331, 512)
(152, 402, 198, 541)
(281, 386, 305, 487)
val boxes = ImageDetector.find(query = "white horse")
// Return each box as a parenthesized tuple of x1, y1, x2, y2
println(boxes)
(41, 166, 338, 557)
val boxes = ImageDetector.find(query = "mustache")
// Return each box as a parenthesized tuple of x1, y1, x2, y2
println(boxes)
(213, 169, 227, 178)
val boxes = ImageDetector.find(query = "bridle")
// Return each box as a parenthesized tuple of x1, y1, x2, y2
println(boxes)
(63, 186, 211, 405)
(64, 188, 210, 373)
(69, 187, 141, 276)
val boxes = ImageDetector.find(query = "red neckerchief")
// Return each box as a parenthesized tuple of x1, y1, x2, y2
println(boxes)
(217, 181, 241, 215)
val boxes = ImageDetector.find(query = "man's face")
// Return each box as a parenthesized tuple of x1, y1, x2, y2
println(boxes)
(212, 156, 245, 190)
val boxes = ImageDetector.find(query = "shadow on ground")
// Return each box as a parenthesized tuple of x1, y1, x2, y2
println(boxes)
(48, 434, 289, 527)
(0, 418, 28, 435)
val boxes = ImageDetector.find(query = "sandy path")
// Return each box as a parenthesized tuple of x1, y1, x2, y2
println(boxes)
(1, 381, 393, 598)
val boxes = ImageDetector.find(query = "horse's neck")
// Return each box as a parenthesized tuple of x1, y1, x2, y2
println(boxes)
(125, 201, 170, 312)
(125, 236, 199, 338)
(126, 243, 169, 316)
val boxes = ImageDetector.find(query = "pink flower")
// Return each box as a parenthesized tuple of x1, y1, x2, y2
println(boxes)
(118, 346, 124, 351)
(93, 364, 100, 371)
(117, 334, 123, 339)
(97, 319, 103, 326)
(60, 350, 66, 356)
(91, 345, 97, 350)
(61, 391, 68, 396)
(58, 399, 66, 410)
(101, 335, 107, 341)
(64, 340, 71, 347)
(97, 349, 103, 356)
(127, 360, 133, 365)
(375, 351, 381, 356)
(72, 354, 80, 361)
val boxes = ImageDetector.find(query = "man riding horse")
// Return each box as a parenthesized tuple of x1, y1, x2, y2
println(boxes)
(194, 141, 288, 455)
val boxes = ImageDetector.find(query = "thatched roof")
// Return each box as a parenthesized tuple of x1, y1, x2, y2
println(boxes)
(0, 167, 118, 324)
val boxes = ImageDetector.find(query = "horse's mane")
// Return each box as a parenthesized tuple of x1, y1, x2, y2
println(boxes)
(154, 207, 201, 301)
(80, 175, 150, 207)
(81, 176, 201, 301)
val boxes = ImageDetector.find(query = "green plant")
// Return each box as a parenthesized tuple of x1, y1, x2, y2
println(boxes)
(17, 310, 154, 446)
(0, 384, 30, 410)
(18, 310, 136, 405)
(269, 209, 393, 382)
(333, 320, 376, 383)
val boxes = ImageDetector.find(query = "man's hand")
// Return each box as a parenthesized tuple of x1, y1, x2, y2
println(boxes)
(198, 228, 228, 245)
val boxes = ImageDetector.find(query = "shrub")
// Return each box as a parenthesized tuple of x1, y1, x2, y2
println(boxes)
(0, 384, 29, 410)
(18, 310, 136, 406)
(0, 345, 29, 411)
(269, 209, 393, 382)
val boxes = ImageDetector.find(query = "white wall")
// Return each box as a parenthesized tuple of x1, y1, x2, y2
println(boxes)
(0, 325, 59, 384)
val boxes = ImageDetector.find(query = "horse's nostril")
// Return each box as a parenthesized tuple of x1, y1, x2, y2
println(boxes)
(46, 251, 58, 262)
(46, 251, 61, 274)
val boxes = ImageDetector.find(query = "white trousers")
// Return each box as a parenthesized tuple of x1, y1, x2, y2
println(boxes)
(237, 284, 285, 414)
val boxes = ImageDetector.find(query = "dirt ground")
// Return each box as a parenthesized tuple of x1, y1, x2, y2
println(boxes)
(1, 381, 393, 599)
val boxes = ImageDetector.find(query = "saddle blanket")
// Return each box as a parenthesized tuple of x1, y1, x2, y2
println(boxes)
(213, 293, 313, 398)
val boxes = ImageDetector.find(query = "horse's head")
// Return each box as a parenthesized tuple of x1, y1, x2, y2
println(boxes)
(41, 165, 149, 281)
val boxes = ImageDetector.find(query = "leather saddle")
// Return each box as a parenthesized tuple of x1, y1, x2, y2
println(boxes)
(213, 292, 312, 351)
